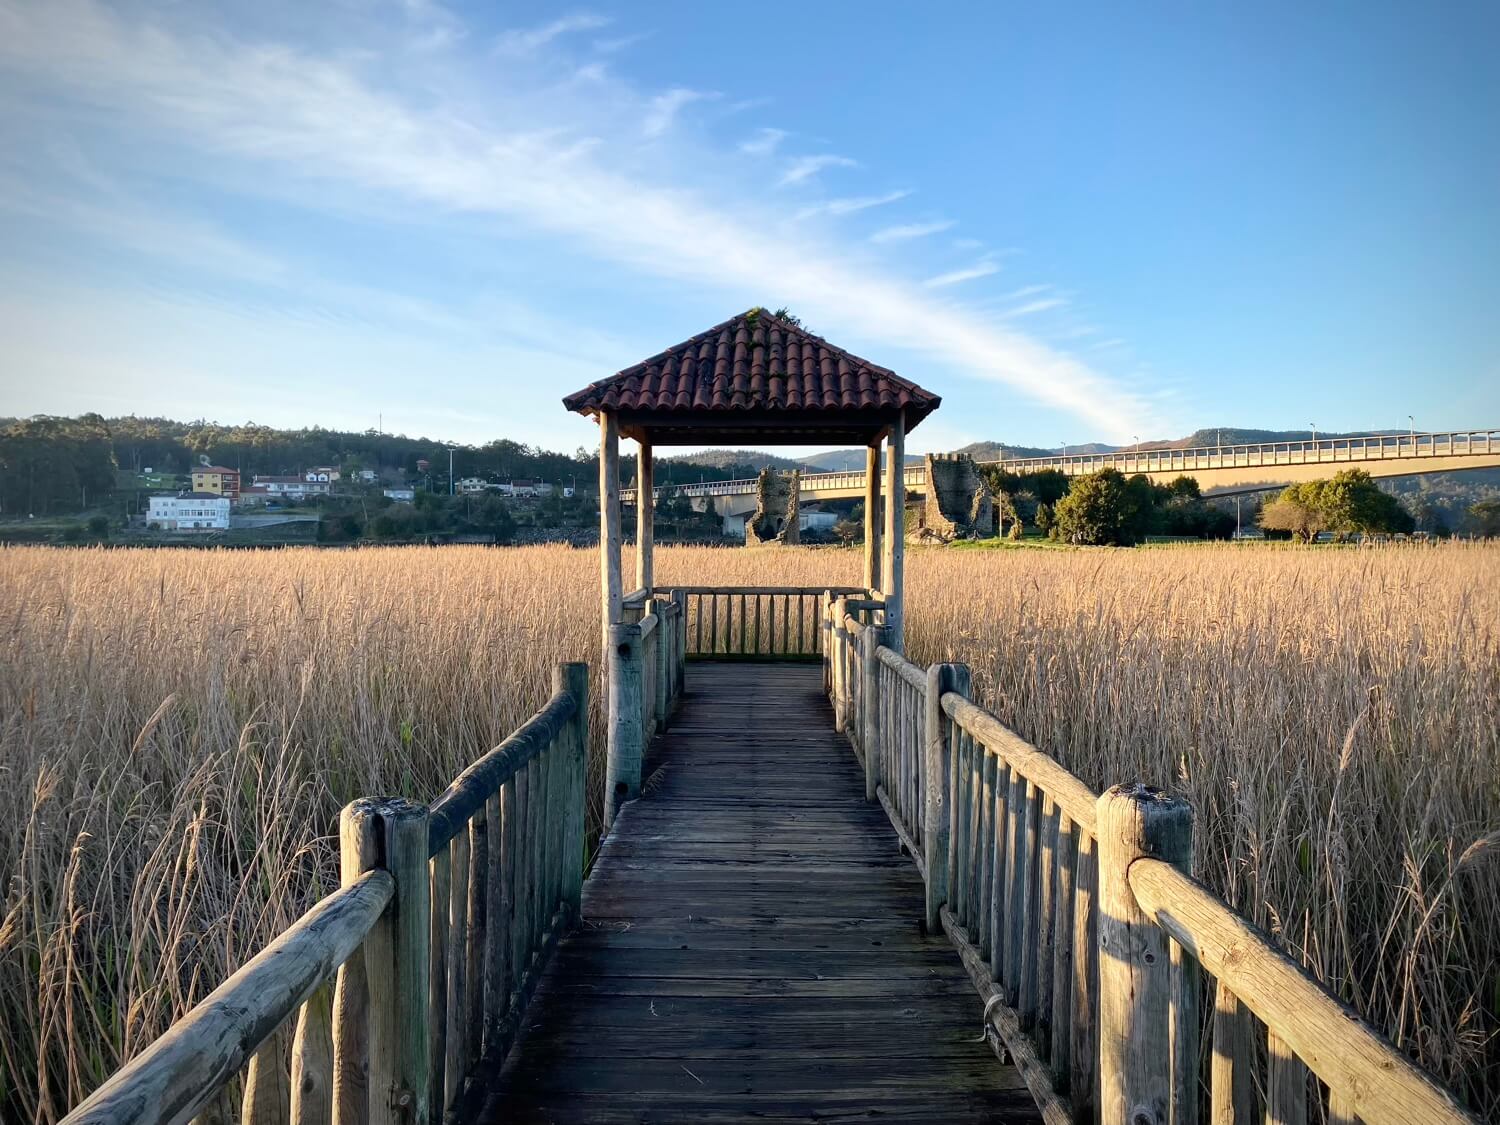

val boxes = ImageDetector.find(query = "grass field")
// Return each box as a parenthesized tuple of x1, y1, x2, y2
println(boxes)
(1, 542, 1496, 1120)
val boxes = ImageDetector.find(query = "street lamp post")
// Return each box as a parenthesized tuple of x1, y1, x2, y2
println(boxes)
(1408, 415, 1416, 449)
(1309, 423, 1317, 458)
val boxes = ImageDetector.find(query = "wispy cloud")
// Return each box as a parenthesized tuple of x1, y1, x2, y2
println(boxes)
(1003, 297, 1067, 317)
(924, 260, 1001, 288)
(642, 87, 715, 137)
(593, 31, 651, 54)
(739, 127, 787, 156)
(495, 12, 610, 54)
(0, 0, 1161, 440)
(778, 154, 857, 186)
(796, 190, 909, 220)
(871, 219, 954, 243)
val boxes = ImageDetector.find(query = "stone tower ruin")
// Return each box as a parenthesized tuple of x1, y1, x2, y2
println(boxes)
(746, 468, 800, 545)
(918, 453, 995, 541)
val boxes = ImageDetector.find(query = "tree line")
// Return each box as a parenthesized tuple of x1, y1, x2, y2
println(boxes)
(0, 414, 760, 517)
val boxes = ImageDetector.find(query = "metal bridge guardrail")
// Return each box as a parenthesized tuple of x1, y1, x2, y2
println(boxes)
(620, 428, 1499, 501)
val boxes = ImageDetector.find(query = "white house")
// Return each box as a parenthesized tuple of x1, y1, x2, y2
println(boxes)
(383, 487, 415, 503)
(307, 466, 341, 482)
(456, 477, 490, 495)
(356, 469, 378, 483)
(799, 508, 839, 532)
(148, 493, 231, 531)
(254, 475, 329, 498)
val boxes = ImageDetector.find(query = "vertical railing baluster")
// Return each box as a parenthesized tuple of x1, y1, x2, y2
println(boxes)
(242, 1025, 290, 1125)
(427, 848, 450, 1112)
(1071, 831, 1098, 1121)
(1003, 770, 1026, 1001)
(290, 983, 334, 1125)
(1036, 796, 1057, 1053)
(465, 811, 486, 1072)
(1267, 1032, 1309, 1125)
(1019, 781, 1041, 1029)
(990, 761, 1010, 983)
(333, 804, 379, 1125)
(483, 791, 506, 1054)
(977, 748, 995, 960)
(1170, 935, 1201, 1125)
(444, 826, 469, 1110)
(1050, 816, 1076, 1092)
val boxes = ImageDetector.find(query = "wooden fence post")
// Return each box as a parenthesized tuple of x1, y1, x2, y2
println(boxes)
(333, 802, 380, 1125)
(1096, 784, 1193, 1125)
(556, 662, 589, 919)
(378, 799, 431, 1125)
(671, 590, 687, 697)
(605, 620, 644, 832)
(923, 662, 970, 932)
(862, 624, 888, 801)
(820, 592, 833, 693)
(831, 597, 849, 732)
(650, 600, 670, 730)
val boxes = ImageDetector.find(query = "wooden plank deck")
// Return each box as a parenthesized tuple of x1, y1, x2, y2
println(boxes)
(478, 662, 1041, 1124)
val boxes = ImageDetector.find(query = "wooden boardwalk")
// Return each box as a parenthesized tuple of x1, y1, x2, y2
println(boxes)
(479, 662, 1039, 1123)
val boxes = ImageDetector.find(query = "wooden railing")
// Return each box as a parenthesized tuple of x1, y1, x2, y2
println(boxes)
(822, 599, 1480, 1125)
(666, 585, 866, 660)
(62, 664, 593, 1125)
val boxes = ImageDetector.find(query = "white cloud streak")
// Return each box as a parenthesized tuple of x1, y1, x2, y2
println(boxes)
(642, 87, 713, 137)
(739, 127, 787, 156)
(778, 154, 858, 186)
(871, 219, 954, 243)
(495, 12, 610, 54)
(0, 0, 1160, 440)
(924, 260, 1001, 288)
(796, 190, 910, 220)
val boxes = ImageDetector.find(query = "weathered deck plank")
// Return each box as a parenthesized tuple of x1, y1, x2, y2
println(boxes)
(478, 662, 1040, 1124)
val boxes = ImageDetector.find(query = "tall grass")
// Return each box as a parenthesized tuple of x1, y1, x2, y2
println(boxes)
(0, 542, 1494, 1119)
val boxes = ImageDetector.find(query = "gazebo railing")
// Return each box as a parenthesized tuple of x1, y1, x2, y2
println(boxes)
(661, 585, 867, 660)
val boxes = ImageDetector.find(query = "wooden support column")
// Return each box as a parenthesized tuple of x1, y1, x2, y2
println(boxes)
(1096, 784, 1193, 1125)
(605, 620, 644, 832)
(863, 442, 882, 593)
(635, 441, 653, 594)
(599, 412, 622, 653)
(882, 414, 906, 652)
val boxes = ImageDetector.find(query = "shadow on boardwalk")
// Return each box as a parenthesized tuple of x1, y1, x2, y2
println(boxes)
(479, 662, 1039, 1123)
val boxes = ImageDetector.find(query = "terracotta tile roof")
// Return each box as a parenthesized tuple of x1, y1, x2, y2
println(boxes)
(563, 309, 940, 429)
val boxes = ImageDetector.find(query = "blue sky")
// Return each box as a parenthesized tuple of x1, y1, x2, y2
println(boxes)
(0, 0, 1496, 455)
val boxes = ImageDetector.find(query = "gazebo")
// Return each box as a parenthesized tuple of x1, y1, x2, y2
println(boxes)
(564, 307, 941, 648)
(565, 307, 942, 827)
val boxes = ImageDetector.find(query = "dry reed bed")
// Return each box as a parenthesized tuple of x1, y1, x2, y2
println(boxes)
(0, 543, 1495, 1120)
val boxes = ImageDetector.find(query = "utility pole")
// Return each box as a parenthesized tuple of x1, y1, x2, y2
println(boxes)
(1235, 496, 1242, 539)
(448, 448, 455, 497)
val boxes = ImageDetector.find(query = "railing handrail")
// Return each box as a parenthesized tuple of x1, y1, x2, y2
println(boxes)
(427, 687, 579, 855)
(61, 870, 394, 1125)
(940, 692, 1098, 836)
(1130, 858, 1478, 1125)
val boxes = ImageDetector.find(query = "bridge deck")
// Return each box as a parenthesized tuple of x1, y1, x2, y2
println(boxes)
(478, 662, 1039, 1123)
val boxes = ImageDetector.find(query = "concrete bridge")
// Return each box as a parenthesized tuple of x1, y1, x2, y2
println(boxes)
(624, 429, 1500, 523)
